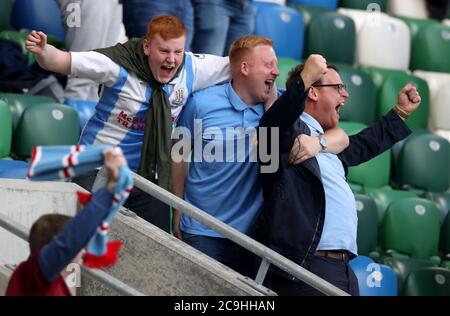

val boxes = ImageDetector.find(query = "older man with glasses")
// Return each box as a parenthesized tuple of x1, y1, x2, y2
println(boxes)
(251, 59, 422, 296)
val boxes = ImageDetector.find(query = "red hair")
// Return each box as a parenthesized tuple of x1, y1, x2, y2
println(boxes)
(146, 15, 186, 41)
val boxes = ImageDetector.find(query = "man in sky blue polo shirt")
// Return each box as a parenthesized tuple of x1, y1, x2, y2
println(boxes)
(171, 36, 349, 276)
(172, 35, 276, 275)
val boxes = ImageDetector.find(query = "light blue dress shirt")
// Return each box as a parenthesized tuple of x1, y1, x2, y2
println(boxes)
(301, 113, 358, 256)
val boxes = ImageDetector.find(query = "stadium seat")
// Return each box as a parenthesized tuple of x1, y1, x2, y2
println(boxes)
(393, 132, 449, 193)
(337, 64, 376, 124)
(425, 192, 450, 225)
(253, 4, 305, 59)
(440, 212, 450, 256)
(11, 0, 65, 42)
(413, 71, 450, 139)
(288, 4, 332, 29)
(339, 121, 391, 189)
(304, 12, 356, 65)
(360, 67, 430, 130)
(0, 0, 13, 32)
(64, 99, 96, 132)
(388, 0, 429, 19)
(410, 24, 450, 73)
(287, 0, 338, 9)
(275, 57, 300, 89)
(339, 9, 411, 70)
(350, 256, 398, 296)
(0, 159, 29, 179)
(0, 93, 55, 128)
(355, 194, 379, 257)
(13, 103, 80, 158)
(397, 16, 440, 40)
(365, 188, 417, 225)
(383, 257, 436, 294)
(381, 197, 441, 260)
(0, 101, 13, 158)
(402, 267, 450, 296)
(339, 0, 388, 12)
(348, 182, 364, 194)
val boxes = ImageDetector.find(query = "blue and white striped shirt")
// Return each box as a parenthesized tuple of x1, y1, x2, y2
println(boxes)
(71, 51, 230, 171)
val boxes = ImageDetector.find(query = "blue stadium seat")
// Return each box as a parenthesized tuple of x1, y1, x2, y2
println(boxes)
(0, 159, 29, 179)
(287, 0, 338, 9)
(11, 0, 65, 41)
(64, 99, 96, 132)
(350, 256, 398, 296)
(253, 4, 305, 59)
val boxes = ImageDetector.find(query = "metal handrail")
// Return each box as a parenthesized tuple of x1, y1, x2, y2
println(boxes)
(131, 172, 350, 296)
(0, 212, 145, 296)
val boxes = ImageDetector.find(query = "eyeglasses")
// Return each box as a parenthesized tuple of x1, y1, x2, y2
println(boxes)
(312, 83, 347, 94)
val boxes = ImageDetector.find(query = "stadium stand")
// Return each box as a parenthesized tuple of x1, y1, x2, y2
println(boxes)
(398, 16, 440, 40)
(355, 194, 379, 258)
(0, 0, 13, 32)
(402, 267, 450, 296)
(441, 212, 450, 257)
(0, 160, 29, 179)
(288, 3, 333, 28)
(287, 0, 338, 9)
(337, 64, 377, 124)
(253, 3, 305, 59)
(63, 99, 96, 132)
(0, 100, 12, 159)
(359, 67, 430, 129)
(13, 103, 79, 159)
(339, 121, 391, 189)
(339, 0, 388, 12)
(339, 8, 411, 70)
(414, 70, 450, 141)
(383, 257, 436, 294)
(410, 23, 450, 72)
(275, 57, 300, 89)
(365, 187, 417, 226)
(11, 0, 65, 42)
(303, 12, 356, 65)
(388, 0, 429, 19)
(381, 197, 441, 262)
(425, 192, 450, 225)
(393, 132, 449, 193)
(0, 93, 55, 129)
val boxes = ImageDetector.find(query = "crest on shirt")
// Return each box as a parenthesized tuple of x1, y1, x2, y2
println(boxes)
(173, 88, 185, 105)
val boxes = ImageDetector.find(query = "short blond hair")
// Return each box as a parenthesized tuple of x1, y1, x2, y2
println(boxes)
(229, 35, 274, 72)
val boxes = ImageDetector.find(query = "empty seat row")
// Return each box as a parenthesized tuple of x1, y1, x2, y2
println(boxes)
(0, 94, 80, 160)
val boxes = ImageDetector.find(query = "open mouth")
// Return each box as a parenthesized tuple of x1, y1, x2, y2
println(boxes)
(264, 79, 274, 91)
(336, 102, 344, 113)
(161, 65, 175, 76)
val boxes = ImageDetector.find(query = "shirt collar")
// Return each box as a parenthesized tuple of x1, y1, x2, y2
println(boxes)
(226, 81, 264, 116)
(301, 112, 324, 135)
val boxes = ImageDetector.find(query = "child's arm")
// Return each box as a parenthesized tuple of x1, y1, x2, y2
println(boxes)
(37, 149, 126, 282)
